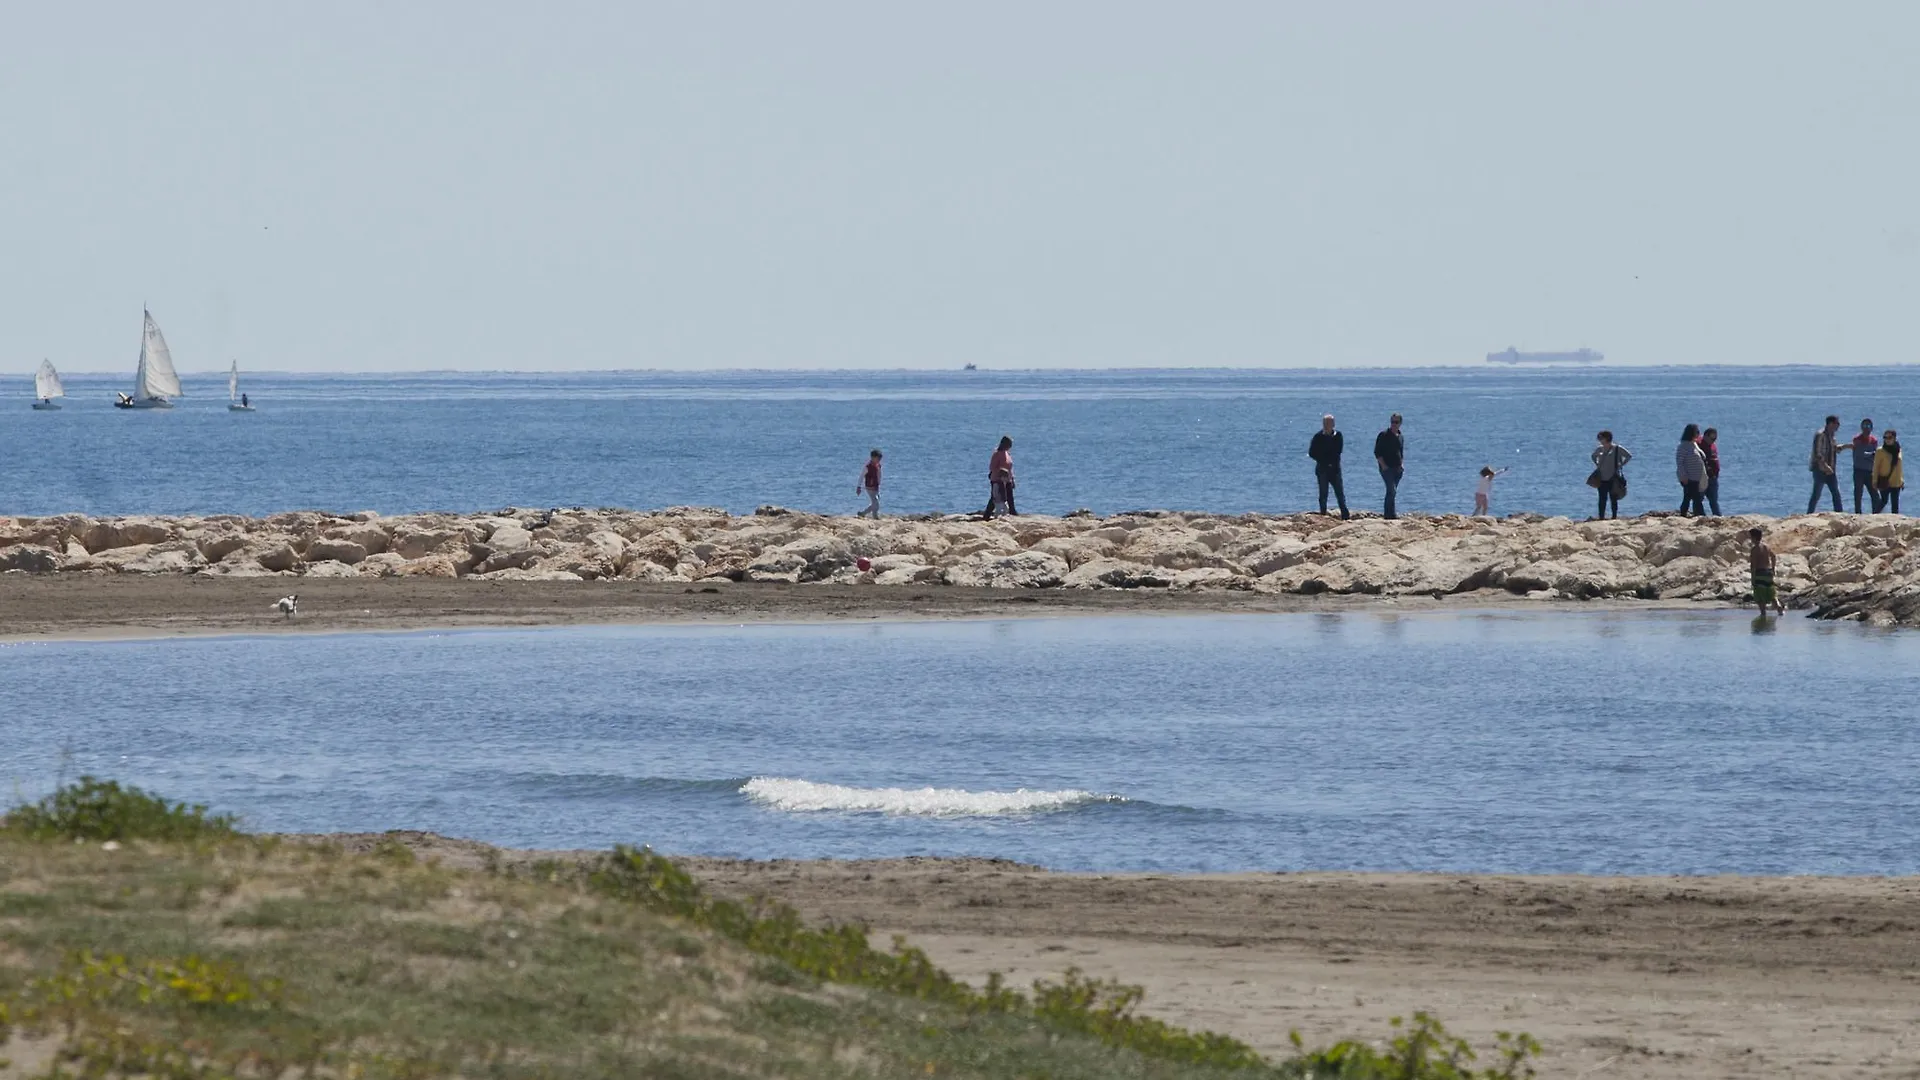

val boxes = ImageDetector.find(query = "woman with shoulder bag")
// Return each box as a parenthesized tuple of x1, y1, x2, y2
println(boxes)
(1874, 430, 1904, 514)
(1590, 430, 1631, 519)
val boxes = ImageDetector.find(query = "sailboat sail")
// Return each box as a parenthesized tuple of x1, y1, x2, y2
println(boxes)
(229, 360, 239, 402)
(134, 310, 183, 400)
(35, 360, 64, 400)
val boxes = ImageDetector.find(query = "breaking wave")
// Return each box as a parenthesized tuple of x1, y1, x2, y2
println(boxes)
(740, 777, 1117, 817)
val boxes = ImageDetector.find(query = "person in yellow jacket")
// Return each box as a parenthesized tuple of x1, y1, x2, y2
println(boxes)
(1872, 430, 1904, 514)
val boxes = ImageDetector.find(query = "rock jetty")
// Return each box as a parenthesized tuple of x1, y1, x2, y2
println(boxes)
(3, 507, 1917, 625)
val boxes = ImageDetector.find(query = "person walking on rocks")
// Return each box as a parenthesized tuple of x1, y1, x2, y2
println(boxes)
(1309, 414, 1349, 519)
(1676, 424, 1709, 517)
(1590, 431, 1631, 519)
(1749, 528, 1786, 616)
(1874, 430, 1904, 515)
(1851, 418, 1881, 514)
(1700, 428, 1723, 516)
(1808, 415, 1842, 513)
(983, 436, 1017, 518)
(855, 449, 883, 518)
(1374, 414, 1405, 520)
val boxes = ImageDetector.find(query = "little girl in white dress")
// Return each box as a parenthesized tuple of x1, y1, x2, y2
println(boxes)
(1473, 466, 1509, 516)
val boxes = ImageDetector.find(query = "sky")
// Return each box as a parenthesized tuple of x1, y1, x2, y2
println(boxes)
(3, 2, 1916, 373)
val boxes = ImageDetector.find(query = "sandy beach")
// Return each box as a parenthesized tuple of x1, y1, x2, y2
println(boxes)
(0, 573, 1719, 642)
(328, 834, 1920, 1079)
(680, 858, 1920, 1079)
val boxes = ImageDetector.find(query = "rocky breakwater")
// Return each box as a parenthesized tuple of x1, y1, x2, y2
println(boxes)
(4, 506, 1919, 624)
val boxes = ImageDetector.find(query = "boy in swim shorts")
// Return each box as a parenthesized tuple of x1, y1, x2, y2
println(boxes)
(1749, 527, 1785, 616)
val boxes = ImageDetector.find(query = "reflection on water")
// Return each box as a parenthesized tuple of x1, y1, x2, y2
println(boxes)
(2, 610, 1914, 874)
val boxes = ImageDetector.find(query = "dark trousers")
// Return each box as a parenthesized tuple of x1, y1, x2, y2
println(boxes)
(984, 479, 1016, 517)
(1679, 480, 1706, 517)
(1316, 465, 1349, 518)
(1379, 467, 1401, 519)
(1885, 488, 1902, 514)
(1596, 482, 1620, 519)
(1809, 470, 1841, 513)
(1853, 470, 1880, 514)
(1704, 476, 1720, 516)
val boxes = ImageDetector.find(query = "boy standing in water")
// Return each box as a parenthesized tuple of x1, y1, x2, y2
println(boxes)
(855, 449, 883, 518)
(1749, 528, 1785, 616)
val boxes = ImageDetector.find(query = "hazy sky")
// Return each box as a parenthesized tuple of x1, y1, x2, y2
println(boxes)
(4, 2, 1916, 372)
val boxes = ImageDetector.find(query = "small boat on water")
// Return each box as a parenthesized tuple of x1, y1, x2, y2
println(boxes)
(114, 309, 182, 409)
(31, 359, 64, 410)
(227, 360, 255, 411)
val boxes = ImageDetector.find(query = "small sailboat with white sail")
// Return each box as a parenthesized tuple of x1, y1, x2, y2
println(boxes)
(31, 359, 65, 410)
(114, 309, 182, 409)
(227, 360, 255, 411)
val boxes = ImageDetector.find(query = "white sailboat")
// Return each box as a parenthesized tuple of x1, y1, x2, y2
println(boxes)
(227, 359, 255, 411)
(114, 309, 182, 409)
(31, 359, 65, 410)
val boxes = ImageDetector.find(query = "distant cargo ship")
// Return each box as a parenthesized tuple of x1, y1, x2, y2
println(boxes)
(1486, 347, 1603, 365)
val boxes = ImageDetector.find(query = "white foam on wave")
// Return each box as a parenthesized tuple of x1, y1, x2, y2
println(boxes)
(740, 777, 1110, 817)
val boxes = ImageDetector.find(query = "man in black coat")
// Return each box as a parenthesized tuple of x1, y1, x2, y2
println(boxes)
(1374, 413, 1405, 519)
(1308, 414, 1350, 519)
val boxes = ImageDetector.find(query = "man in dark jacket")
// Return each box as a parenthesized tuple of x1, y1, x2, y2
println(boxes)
(1308, 414, 1349, 519)
(1374, 413, 1405, 519)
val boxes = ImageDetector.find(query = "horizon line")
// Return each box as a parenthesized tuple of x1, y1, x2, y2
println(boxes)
(22, 360, 1920, 378)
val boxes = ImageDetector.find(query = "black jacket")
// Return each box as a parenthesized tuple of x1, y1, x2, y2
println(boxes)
(1308, 430, 1344, 468)
(1374, 429, 1403, 470)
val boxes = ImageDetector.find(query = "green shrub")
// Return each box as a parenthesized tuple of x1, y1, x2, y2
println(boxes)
(588, 845, 1259, 1069)
(1277, 1013, 1539, 1080)
(1, 777, 240, 843)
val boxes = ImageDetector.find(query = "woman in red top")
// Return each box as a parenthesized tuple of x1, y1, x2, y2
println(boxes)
(984, 436, 1016, 518)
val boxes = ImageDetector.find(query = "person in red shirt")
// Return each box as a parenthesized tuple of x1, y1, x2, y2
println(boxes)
(983, 436, 1016, 518)
(855, 449, 883, 518)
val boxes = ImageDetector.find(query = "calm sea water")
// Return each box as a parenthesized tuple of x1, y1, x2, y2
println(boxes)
(4, 366, 1912, 520)
(4, 611, 1915, 875)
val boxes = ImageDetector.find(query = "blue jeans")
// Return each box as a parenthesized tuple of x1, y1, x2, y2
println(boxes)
(1380, 467, 1402, 519)
(1809, 470, 1841, 513)
(1853, 470, 1883, 514)
(1316, 465, 1349, 518)
(1704, 476, 1721, 516)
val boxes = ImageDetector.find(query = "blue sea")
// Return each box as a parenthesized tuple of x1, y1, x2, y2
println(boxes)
(5, 366, 1913, 520)
(4, 611, 1916, 875)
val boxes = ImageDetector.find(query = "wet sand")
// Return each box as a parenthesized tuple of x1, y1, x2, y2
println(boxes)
(0, 575, 1721, 641)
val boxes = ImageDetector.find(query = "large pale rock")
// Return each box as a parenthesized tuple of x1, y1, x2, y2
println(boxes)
(196, 561, 290, 578)
(301, 560, 362, 579)
(393, 555, 460, 578)
(305, 538, 368, 565)
(942, 550, 1068, 589)
(487, 525, 533, 553)
(326, 525, 389, 555)
(1062, 558, 1176, 589)
(118, 541, 207, 575)
(473, 567, 583, 582)
(79, 518, 175, 553)
(255, 544, 303, 573)
(194, 532, 252, 563)
(617, 560, 684, 583)
(358, 552, 408, 576)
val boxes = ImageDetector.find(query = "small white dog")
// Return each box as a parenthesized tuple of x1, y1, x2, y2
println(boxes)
(273, 594, 299, 619)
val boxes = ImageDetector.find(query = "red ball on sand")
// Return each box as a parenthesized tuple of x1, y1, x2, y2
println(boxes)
(856, 557, 872, 572)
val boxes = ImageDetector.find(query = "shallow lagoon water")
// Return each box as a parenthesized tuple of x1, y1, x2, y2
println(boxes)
(3, 610, 1915, 874)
